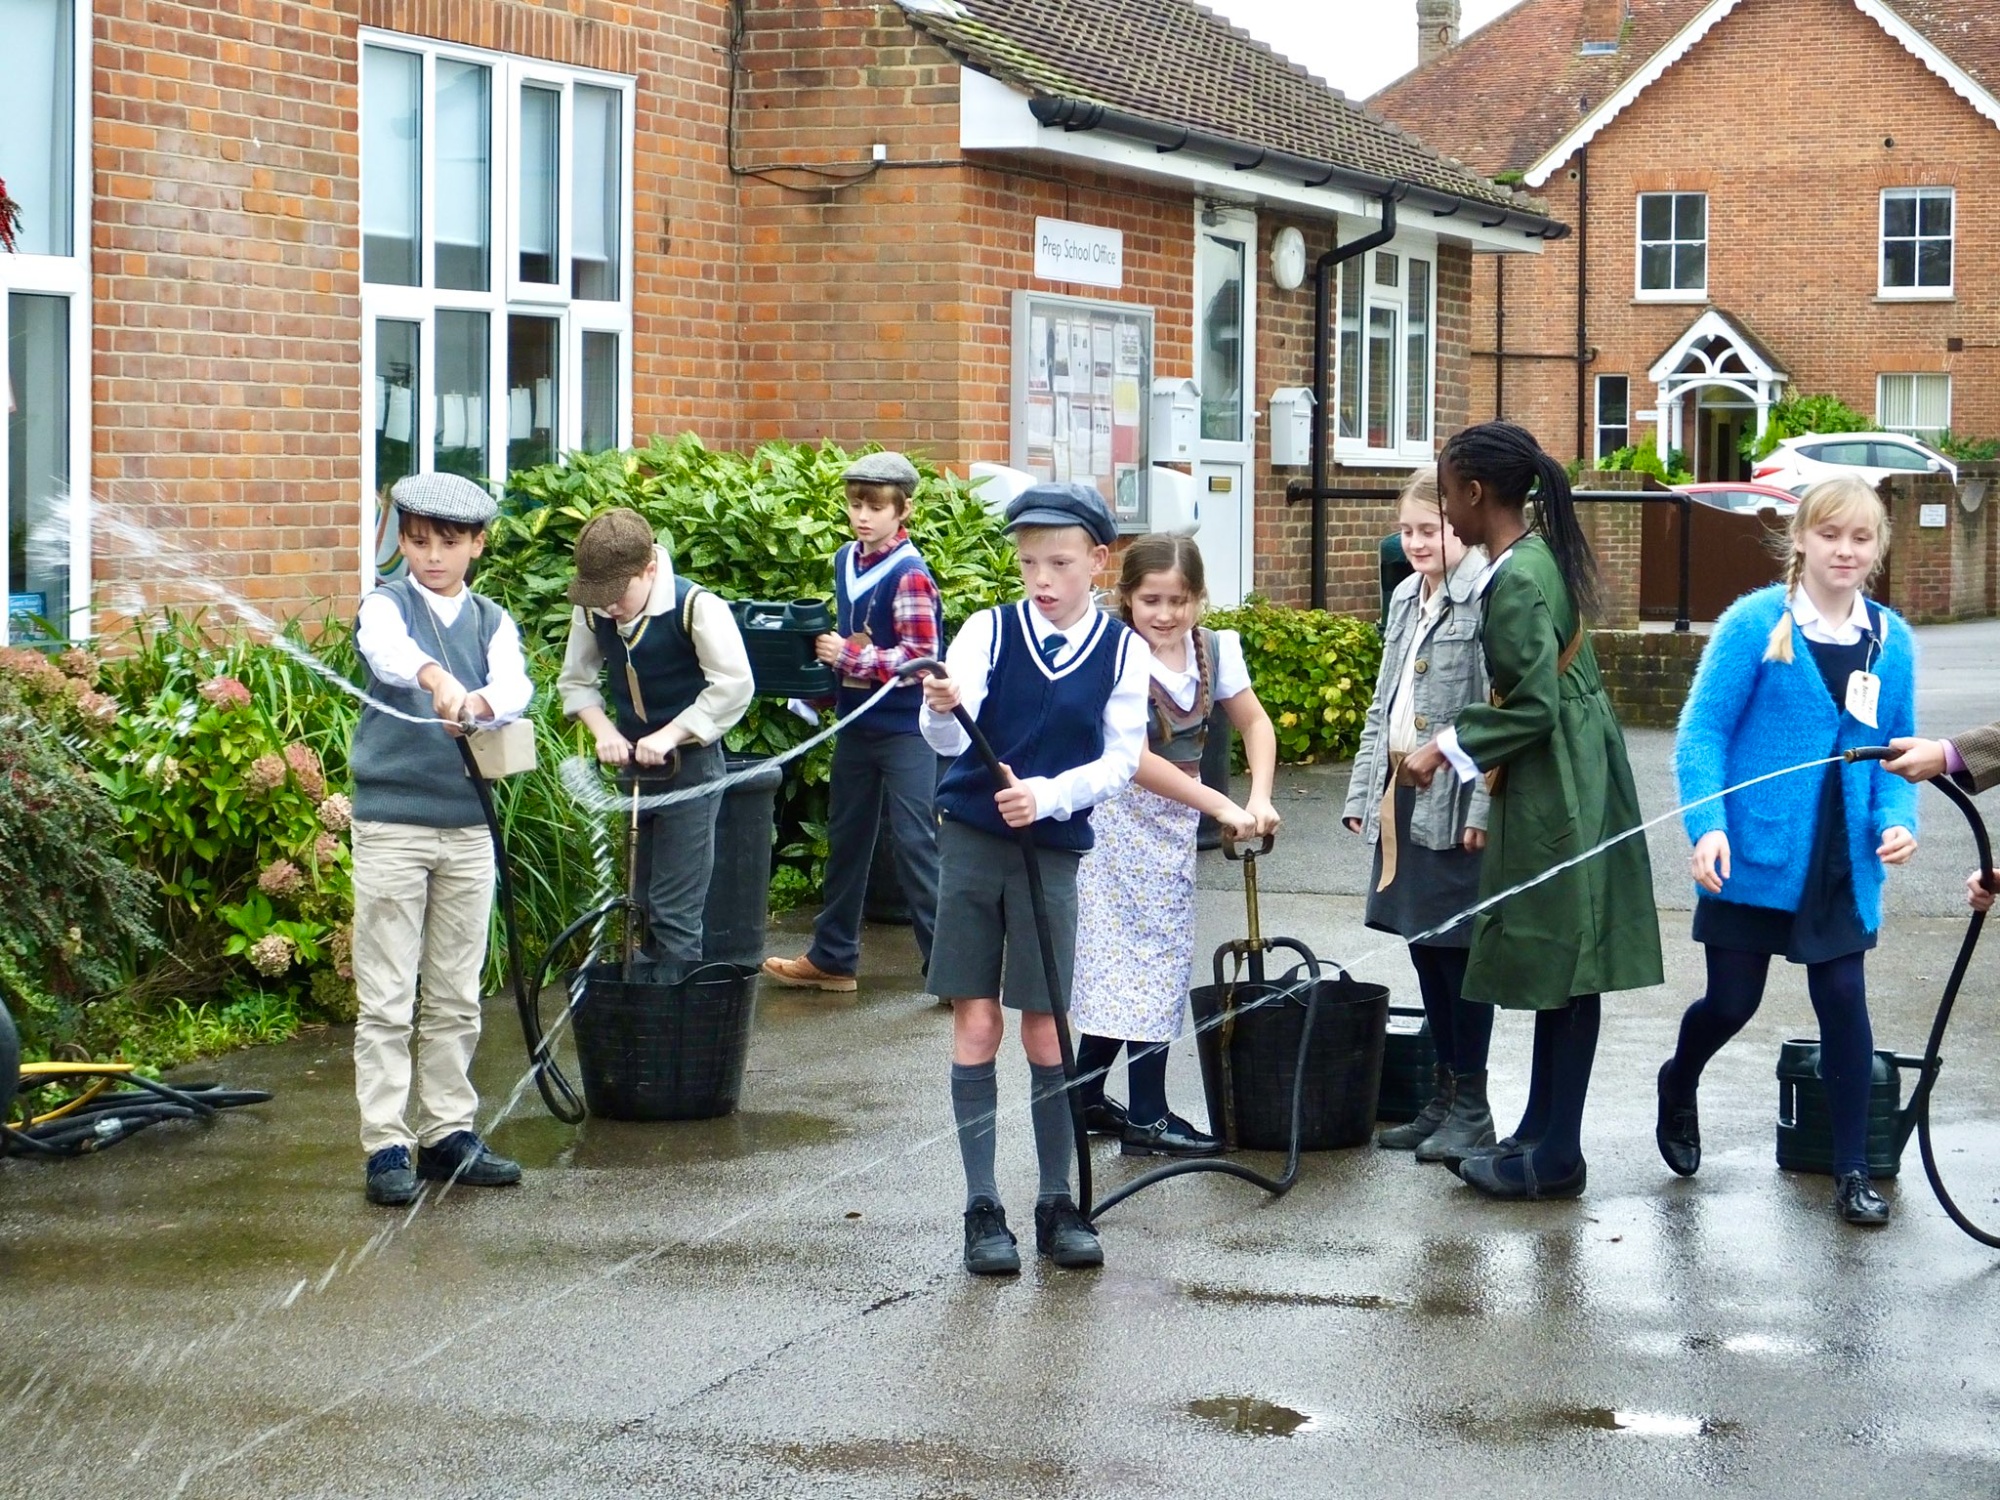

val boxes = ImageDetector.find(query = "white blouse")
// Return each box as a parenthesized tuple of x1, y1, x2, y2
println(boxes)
(1149, 628, 1252, 712)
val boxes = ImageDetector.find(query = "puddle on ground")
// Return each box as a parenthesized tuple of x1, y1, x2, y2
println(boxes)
(1186, 1395, 1319, 1437)
(1438, 1404, 1740, 1441)
(1181, 1281, 1401, 1311)
(554, 1110, 848, 1168)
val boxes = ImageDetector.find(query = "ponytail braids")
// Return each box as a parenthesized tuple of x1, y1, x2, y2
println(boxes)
(1439, 421, 1601, 621)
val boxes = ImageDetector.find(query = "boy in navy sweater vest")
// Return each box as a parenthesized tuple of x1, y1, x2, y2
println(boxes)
(764, 452, 944, 993)
(557, 509, 754, 965)
(351, 473, 534, 1206)
(920, 482, 1151, 1275)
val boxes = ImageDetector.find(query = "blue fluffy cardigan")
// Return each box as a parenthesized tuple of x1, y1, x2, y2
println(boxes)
(1675, 584, 1918, 931)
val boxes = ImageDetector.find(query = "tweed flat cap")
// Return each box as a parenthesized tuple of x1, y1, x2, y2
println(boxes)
(842, 451, 921, 491)
(1004, 481, 1118, 547)
(390, 472, 498, 526)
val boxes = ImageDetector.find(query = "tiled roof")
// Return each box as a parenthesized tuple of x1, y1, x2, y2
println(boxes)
(897, 0, 1529, 211)
(1372, 0, 2000, 179)
(1369, 0, 1711, 177)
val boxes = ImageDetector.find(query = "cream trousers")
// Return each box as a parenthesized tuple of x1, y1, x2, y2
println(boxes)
(351, 820, 495, 1154)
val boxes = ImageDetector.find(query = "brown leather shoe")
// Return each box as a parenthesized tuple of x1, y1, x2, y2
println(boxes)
(760, 954, 858, 992)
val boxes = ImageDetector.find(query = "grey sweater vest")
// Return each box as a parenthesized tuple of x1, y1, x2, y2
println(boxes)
(350, 578, 501, 828)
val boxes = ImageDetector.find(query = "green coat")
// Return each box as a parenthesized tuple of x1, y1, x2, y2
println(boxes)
(1452, 536, 1663, 1008)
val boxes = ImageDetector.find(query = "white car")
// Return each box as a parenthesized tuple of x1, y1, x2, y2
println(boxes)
(1751, 432, 1957, 495)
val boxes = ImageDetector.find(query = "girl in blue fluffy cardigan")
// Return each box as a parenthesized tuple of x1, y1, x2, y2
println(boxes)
(1661, 475, 1919, 1227)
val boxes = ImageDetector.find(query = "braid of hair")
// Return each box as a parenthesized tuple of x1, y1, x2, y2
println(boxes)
(1439, 421, 1600, 621)
(1763, 545, 1806, 664)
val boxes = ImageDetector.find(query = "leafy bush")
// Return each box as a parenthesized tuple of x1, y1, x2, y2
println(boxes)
(1595, 444, 1693, 486)
(1933, 430, 2000, 463)
(1740, 392, 1870, 463)
(1206, 602, 1382, 764)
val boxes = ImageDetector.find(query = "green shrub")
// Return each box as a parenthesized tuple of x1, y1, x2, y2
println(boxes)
(1596, 444, 1694, 487)
(1205, 602, 1382, 764)
(1933, 430, 2000, 463)
(1741, 392, 1870, 463)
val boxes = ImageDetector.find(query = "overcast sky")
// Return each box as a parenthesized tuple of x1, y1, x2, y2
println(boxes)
(1206, 0, 1521, 100)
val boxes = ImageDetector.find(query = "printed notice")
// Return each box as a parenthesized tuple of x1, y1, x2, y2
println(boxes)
(1033, 217, 1124, 289)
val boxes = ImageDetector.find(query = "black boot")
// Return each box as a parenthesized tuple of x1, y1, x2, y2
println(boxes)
(1655, 1060, 1701, 1177)
(1378, 1065, 1453, 1151)
(1416, 1071, 1495, 1163)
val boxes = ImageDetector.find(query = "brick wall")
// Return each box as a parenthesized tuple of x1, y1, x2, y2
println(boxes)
(1467, 0, 2000, 472)
(1592, 628, 1702, 729)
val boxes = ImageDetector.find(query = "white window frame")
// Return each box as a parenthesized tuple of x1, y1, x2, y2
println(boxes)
(1877, 372, 1951, 437)
(1333, 235, 1437, 467)
(0, 0, 93, 645)
(1595, 374, 1631, 460)
(1879, 187, 1954, 301)
(1634, 191, 1708, 302)
(358, 29, 635, 587)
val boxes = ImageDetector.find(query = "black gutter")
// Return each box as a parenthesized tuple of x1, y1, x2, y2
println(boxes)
(1574, 145, 1591, 464)
(1308, 190, 1400, 610)
(1027, 95, 1571, 243)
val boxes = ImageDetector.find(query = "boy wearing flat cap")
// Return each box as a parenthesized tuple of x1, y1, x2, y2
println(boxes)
(764, 452, 945, 994)
(351, 472, 534, 1206)
(557, 509, 754, 966)
(920, 481, 1152, 1276)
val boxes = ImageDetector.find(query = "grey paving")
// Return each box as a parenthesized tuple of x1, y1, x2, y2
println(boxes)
(6, 621, 2000, 1498)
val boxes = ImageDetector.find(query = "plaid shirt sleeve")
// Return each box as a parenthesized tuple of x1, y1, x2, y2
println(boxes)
(834, 566, 942, 681)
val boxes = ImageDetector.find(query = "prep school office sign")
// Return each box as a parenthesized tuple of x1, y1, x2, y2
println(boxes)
(1034, 217, 1124, 289)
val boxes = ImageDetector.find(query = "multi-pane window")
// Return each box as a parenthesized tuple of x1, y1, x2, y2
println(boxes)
(1637, 192, 1706, 296)
(1881, 188, 1952, 296)
(1878, 373, 1950, 437)
(1336, 245, 1434, 458)
(0, 0, 88, 644)
(1596, 375, 1630, 460)
(360, 33, 633, 577)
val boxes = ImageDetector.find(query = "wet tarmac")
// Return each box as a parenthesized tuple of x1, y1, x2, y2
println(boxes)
(7, 625, 2000, 1497)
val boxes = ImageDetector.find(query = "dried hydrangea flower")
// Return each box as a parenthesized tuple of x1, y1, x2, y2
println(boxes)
(257, 858, 305, 898)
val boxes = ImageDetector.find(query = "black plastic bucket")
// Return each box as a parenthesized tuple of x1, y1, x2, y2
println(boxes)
(1188, 969, 1389, 1151)
(702, 756, 785, 969)
(1775, 1037, 1926, 1178)
(1377, 1005, 1440, 1123)
(571, 960, 759, 1121)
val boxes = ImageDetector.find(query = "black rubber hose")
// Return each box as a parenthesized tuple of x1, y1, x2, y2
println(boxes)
(458, 738, 587, 1125)
(897, 657, 1092, 1216)
(1845, 745, 2000, 1246)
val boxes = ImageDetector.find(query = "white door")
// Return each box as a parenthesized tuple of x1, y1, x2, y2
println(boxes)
(1193, 206, 1256, 606)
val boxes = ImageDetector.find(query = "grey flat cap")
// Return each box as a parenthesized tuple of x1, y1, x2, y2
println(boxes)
(390, 472, 498, 526)
(842, 451, 921, 491)
(1004, 481, 1118, 546)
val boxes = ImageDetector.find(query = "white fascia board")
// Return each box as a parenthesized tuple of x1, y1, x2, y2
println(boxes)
(960, 67, 1547, 255)
(1852, 0, 2000, 129)
(1523, 0, 1745, 187)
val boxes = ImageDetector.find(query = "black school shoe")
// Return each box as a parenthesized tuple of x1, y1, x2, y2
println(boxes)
(1834, 1172, 1891, 1226)
(1458, 1149, 1587, 1201)
(365, 1145, 418, 1206)
(1120, 1113, 1224, 1158)
(963, 1198, 1021, 1275)
(1656, 1061, 1702, 1177)
(416, 1130, 523, 1187)
(1034, 1195, 1104, 1268)
(1082, 1098, 1129, 1137)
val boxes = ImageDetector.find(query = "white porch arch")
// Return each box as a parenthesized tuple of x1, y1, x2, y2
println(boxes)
(1646, 309, 1789, 465)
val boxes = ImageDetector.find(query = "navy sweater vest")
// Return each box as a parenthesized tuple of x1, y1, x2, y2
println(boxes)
(590, 577, 709, 740)
(935, 602, 1130, 852)
(350, 578, 500, 829)
(834, 540, 938, 736)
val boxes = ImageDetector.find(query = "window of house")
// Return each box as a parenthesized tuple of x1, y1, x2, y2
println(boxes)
(361, 33, 633, 578)
(1877, 373, 1950, 437)
(1881, 189, 1953, 296)
(1335, 244, 1435, 461)
(0, 0, 89, 645)
(1010, 290, 1154, 528)
(1596, 375, 1630, 460)
(1637, 192, 1706, 297)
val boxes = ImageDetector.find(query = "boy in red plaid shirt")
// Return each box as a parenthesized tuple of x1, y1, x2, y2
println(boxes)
(763, 453, 944, 992)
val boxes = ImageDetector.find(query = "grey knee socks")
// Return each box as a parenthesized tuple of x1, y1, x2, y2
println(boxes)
(950, 1061, 999, 1209)
(1029, 1062, 1074, 1204)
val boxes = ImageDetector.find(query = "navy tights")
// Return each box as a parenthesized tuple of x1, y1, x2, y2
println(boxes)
(1076, 1033, 1170, 1127)
(1410, 943, 1495, 1076)
(1667, 946, 1873, 1177)
(1490, 994, 1601, 1187)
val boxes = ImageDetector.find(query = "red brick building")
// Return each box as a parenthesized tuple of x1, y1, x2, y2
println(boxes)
(1373, 0, 2000, 478)
(1, 0, 1563, 643)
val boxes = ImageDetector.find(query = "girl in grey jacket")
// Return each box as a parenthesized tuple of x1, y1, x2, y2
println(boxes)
(1343, 469, 1496, 1161)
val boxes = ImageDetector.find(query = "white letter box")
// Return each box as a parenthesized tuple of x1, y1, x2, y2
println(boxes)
(1151, 377, 1200, 463)
(1269, 387, 1315, 468)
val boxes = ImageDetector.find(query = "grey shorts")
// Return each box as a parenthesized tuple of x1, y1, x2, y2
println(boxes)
(926, 818, 1081, 1013)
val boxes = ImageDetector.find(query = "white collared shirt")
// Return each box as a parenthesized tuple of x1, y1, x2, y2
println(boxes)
(1387, 579, 1451, 756)
(355, 576, 533, 722)
(1149, 628, 1251, 710)
(920, 602, 1153, 822)
(1787, 588, 1873, 646)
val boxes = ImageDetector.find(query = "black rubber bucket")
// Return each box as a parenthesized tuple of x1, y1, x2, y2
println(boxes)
(1377, 1005, 1440, 1123)
(1188, 968, 1389, 1151)
(571, 960, 759, 1121)
(702, 756, 785, 969)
